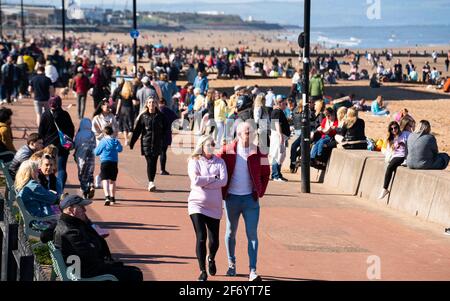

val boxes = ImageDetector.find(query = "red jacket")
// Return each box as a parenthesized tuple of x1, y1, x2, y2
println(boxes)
(217, 140, 270, 201)
(320, 117, 338, 138)
(74, 74, 91, 95)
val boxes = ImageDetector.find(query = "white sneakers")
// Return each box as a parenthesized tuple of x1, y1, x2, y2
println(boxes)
(249, 270, 261, 281)
(378, 189, 389, 199)
(148, 181, 156, 192)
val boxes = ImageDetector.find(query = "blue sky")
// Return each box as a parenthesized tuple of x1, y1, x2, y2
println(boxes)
(5, 0, 450, 27)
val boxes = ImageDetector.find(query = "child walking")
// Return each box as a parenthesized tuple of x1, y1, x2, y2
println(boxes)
(74, 118, 97, 199)
(94, 125, 123, 206)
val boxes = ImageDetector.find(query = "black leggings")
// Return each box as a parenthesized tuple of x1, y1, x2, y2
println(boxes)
(190, 213, 220, 272)
(160, 145, 169, 172)
(383, 156, 405, 189)
(145, 154, 159, 182)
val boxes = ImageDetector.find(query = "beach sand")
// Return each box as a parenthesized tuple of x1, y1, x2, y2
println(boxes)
(38, 30, 450, 156)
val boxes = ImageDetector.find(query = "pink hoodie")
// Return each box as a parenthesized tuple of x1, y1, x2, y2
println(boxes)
(187, 156, 228, 219)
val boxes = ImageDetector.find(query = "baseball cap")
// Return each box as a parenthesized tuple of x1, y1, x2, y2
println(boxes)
(77, 66, 84, 72)
(60, 194, 93, 210)
(48, 96, 62, 109)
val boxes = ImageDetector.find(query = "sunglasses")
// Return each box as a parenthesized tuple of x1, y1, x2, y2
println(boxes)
(390, 126, 399, 130)
(44, 154, 55, 160)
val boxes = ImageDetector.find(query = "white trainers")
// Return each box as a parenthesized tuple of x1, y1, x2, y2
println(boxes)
(148, 181, 156, 192)
(94, 175, 101, 189)
(249, 270, 261, 281)
(378, 189, 389, 199)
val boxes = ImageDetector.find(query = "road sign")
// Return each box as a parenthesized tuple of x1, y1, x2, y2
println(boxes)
(130, 29, 140, 39)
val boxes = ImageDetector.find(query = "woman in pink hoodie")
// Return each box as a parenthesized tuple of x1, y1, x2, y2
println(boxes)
(187, 135, 227, 281)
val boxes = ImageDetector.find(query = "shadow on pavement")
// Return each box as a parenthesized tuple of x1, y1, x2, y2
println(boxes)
(96, 221, 180, 231)
(114, 253, 195, 265)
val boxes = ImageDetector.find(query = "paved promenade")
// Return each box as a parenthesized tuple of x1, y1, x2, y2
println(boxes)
(7, 95, 450, 281)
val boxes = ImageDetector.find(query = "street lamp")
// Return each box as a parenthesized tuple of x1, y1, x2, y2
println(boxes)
(21, 0, 25, 43)
(133, 0, 138, 77)
(62, 0, 66, 50)
(299, 0, 311, 193)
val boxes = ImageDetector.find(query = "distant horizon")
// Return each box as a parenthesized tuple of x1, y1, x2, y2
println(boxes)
(3, 0, 450, 27)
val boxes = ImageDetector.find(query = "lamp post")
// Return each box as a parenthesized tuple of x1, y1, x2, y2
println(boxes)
(21, 0, 25, 43)
(0, 0, 3, 40)
(300, 0, 311, 193)
(62, 0, 66, 50)
(133, 0, 138, 77)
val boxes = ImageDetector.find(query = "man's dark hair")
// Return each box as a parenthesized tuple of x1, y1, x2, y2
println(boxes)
(27, 133, 42, 145)
(37, 66, 45, 73)
(0, 108, 13, 123)
(159, 98, 166, 104)
(103, 125, 113, 136)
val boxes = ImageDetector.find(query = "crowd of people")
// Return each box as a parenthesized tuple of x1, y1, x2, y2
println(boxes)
(0, 34, 449, 282)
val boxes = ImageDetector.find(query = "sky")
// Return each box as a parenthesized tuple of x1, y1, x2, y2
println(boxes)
(3, 0, 450, 27)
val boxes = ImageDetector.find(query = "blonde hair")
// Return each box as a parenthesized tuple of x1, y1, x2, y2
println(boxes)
(29, 150, 44, 162)
(337, 106, 348, 123)
(121, 81, 133, 100)
(43, 145, 58, 158)
(314, 100, 324, 116)
(344, 108, 358, 128)
(190, 135, 214, 160)
(15, 160, 39, 192)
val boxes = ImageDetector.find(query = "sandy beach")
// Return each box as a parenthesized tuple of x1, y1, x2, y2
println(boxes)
(35, 29, 450, 156)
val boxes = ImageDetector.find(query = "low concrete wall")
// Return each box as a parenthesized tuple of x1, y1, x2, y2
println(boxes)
(357, 158, 390, 205)
(427, 173, 450, 225)
(324, 149, 384, 195)
(388, 168, 438, 220)
(325, 148, 450, 226)
(389, 168, 450, 225)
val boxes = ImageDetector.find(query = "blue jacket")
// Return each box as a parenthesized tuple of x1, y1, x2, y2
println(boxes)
(193, 76, 209, 95)
(18, 180, 58, 218)
(94, 136, 123, 163)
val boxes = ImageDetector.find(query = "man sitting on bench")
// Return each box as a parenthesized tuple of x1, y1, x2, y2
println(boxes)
(53, 194, 143, 281)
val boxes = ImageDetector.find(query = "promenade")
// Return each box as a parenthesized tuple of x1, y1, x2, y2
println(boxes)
(7, 94, 450, 281)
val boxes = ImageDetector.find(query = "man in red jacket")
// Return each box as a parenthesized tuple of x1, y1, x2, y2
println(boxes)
(73, 67, 91, 120)
(217, 121, 270, 281)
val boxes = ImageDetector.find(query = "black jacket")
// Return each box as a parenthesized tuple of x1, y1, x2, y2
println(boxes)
(130, 110, 167, 156)
(54, 213, 113, 278)
(38, 108, 75, 156)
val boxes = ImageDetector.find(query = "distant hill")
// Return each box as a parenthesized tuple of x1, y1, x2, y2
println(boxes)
(139, 11, 283, 30)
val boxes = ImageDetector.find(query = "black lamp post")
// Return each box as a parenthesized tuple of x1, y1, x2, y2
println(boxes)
(21, 0, 25, 43)
(300, 0, 311, 193)
(62, 0, 66, 50)
(133, 0, 138, 77)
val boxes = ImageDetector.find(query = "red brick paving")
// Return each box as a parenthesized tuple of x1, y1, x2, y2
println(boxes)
(7, 94, 450, 281)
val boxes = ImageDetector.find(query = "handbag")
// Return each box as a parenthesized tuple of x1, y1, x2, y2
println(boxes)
(51, 112, 74, 151)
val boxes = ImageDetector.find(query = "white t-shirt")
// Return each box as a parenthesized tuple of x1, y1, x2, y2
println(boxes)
(228, 144, 253, 196)
(265, 92, 275, 108)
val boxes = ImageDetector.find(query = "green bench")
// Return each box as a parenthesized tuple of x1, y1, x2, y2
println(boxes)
(15, 196, 60, 239)
(48, 241, 118, 281)
(0, 156, 16, 208)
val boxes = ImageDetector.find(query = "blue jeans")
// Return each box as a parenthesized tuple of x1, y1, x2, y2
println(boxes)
(311, 136, 331, 160)
(372, 110, 389, 116)
(58, 152, 69, 189)
(271, 163, 282, 179)
(290, 135, 302, 164)
(224, 193, 260, 270)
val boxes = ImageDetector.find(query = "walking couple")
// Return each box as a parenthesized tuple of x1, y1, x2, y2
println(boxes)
(187, 121, 270, 281)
